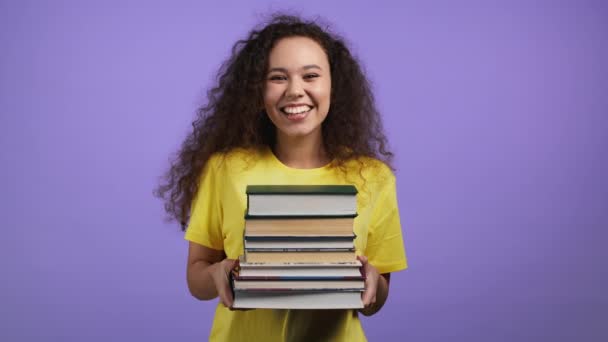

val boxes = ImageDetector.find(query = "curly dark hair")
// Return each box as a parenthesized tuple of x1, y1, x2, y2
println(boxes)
(155, 13, 393, 230)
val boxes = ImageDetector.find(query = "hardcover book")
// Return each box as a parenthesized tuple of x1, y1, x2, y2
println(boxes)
(244, 250, 356, 263)
(231, 291, 364, 310)
(236, 262, 364, 280)
(244, 239, 355, 250)
(246, 185, 358, 216)
(244, 217, 356, 236)
(232, 274, 365, 291)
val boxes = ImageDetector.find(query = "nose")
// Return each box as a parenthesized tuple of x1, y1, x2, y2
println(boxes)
(285, 78, 304, 99)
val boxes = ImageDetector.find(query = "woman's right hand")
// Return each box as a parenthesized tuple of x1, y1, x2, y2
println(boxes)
(210, 258, 238, 308)
(186, 243, 252, 310)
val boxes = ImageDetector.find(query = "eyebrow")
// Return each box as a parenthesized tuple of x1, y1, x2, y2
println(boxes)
(268, 64, 323, 73)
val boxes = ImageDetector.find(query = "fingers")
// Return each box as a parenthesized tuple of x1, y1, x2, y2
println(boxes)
(363, 296, 377, 308)
(218, 272, 234, 308)
(219, 287, 234, 308)
(362, 290, 377, 307)
(358, 255, 377, 307)
(221, 259, 255, 311)
(361, 278, 377, 307)
(216, 259, 237, 308)
(224, 259, 237, 273)
(362, 293, 376, 307)
(357, 255, 368, 264)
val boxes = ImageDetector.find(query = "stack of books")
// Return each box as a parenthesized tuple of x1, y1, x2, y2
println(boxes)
(231, 185, 365, 309)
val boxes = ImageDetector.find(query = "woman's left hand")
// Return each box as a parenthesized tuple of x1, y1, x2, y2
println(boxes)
(357, 255, 380, 308)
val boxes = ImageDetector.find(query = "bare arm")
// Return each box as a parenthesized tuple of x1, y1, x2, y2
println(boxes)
(359, 273, 391, 316)
(186, 242, 237, 306)
(358, 255, 392, 316)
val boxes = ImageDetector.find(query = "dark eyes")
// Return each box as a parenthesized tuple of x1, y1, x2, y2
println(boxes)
(268, 74, 320, 81)
(269, 75, 287, 81)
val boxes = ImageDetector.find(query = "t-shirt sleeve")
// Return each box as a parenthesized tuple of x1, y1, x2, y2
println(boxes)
(184, 154, 225, 250)
(365, 172, 408, 274)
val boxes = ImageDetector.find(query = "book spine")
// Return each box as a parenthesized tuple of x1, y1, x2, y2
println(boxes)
(238, 261, 362, 267)
(244, 235, 356, 242)
(246, 185, 358, 195)
(245, 248, 355, 252)
(233, 275, 365, 281)
(244, 213, 358, 219)
(233, 288, 364, 292)
(245, 253, 356, 264)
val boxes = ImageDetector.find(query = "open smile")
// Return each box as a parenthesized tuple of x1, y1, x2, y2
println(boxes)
(280, 105, 313, 115)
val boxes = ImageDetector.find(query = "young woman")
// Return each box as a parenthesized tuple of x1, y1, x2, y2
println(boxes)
(156, 14, 407, 341)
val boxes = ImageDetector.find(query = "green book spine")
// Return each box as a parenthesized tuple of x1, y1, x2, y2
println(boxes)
(244, 213, 358, 219)
(246, 185, 358, 195)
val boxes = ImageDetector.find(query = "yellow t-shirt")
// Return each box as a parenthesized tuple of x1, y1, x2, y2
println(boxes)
(185, 146, 407, 342)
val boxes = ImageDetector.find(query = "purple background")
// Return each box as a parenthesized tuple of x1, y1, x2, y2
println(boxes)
(1, 0, 607, 341)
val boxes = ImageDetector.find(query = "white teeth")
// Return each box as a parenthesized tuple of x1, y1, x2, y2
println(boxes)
(282, 106, 311, 114)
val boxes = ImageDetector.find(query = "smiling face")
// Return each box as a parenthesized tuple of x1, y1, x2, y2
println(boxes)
(263, 36, 331, 143)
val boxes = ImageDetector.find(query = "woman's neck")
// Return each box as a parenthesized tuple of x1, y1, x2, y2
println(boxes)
(274, 133, 330, 169)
